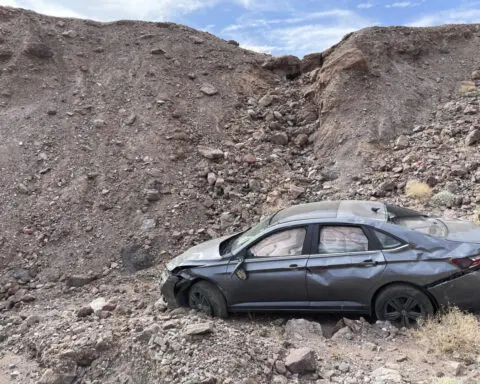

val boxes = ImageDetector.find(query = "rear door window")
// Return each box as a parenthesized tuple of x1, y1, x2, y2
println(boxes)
(318, 226, 369, 254)
(372, 229, 404, 249)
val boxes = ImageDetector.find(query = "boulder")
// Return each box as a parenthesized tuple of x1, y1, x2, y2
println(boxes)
(370, 367, 402, 384)
(184, 322, 214, 336)
(262, 55, 301, 79)
(466, 129, 480, 146)
(65, 275, 96, 288)
(285, 318, 324, 341)
(121, 244, 155, 272)
(38, 369, 76, 384)
(271, 132, 289, 145)
(200, 84, 218, 96)
(301, 52, 323, 73)
(319, 48, 368, 85)
(198, 146, 224, 160)
(285, 347, 317, 374)
(395, 135, 409, 149)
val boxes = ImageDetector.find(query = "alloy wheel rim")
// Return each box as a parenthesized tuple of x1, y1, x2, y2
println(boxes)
(190, 292, 213, 315)
(383, 295, 425, 327)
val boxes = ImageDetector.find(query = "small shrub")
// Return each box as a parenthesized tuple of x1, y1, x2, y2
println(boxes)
(414, 307, 480, 360)
(405, 180, 432, 200)
(431, 190, 457, 207)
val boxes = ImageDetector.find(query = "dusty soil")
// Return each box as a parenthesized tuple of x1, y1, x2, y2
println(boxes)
(1, 5, 480, 384)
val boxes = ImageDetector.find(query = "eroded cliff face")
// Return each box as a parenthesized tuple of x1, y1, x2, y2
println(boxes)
(1, 6, 480, 384)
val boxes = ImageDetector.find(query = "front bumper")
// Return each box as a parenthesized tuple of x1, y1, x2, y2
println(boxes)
(160, 274, 181, 308)
(428, 270, 480, 312)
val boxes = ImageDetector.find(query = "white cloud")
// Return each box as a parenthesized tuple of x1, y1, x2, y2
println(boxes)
(409, 8, 480, 27)
(90, 0, 222, 21)
(222, 9, 375, 57)
(25, 0, 85, 18)
(233, 0, 293, 12)
(357, 2, 373, 9)
(386, 2, 412, 8)
(240, 43, 278, 53)
(0, 0, 19, 6)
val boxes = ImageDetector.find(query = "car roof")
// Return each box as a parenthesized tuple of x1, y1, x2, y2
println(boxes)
(270, 200, 388, 225)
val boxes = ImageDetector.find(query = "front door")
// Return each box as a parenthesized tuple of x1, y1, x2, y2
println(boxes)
(306, 224, 386, 312)
(225, 225, 311, 311)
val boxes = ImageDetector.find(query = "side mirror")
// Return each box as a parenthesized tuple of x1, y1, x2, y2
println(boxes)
(231, 255, 247, 280)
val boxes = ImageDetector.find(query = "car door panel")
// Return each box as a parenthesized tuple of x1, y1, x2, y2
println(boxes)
(306, 224, 387, 311)
(226, 255, 309, 309)
(224, 225, 313, 310)
(306, 251, 386, 310)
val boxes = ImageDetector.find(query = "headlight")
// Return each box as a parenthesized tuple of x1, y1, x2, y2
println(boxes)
(159, 270, 170, 287)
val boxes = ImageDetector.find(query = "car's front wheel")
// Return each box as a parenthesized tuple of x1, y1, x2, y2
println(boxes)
(188, 281, 228, 318)
(375, 284, 434, 328)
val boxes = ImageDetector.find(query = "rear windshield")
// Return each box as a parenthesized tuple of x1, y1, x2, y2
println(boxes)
(392, 216, 448, 238)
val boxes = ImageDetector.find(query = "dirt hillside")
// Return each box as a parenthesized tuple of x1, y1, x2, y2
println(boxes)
(1, 5, 480, 384)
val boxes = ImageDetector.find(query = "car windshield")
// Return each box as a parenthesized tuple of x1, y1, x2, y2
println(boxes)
(230, 216, 272, 254)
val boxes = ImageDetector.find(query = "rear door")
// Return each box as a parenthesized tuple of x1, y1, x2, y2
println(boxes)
(225, 225, 313, 311)
(306, 224, 386, 312)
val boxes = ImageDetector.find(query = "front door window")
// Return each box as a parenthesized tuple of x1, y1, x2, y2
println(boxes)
(250, 228, 306, 257)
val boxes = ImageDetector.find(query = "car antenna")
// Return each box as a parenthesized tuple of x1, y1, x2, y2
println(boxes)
(371, 207, 380, 214)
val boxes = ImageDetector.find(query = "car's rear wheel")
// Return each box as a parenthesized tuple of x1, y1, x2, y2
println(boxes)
(188, 281, 228, 318)
(374, 284, 434, 328)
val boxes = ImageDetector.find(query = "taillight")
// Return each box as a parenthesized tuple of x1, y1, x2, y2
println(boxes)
(451, 255, 480, 269)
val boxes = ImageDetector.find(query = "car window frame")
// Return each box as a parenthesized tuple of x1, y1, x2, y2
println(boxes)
(312, 223, 377, 256)
(237, 224, 314, 260)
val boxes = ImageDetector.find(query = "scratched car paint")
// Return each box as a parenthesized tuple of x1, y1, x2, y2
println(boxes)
(160, 201, 480, 327)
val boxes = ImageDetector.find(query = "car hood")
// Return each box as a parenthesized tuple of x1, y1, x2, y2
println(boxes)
(442, 219, 480, 243)
(166, 233, 233, 271)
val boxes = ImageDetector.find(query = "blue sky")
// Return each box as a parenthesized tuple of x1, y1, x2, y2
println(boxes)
(1, 0, 480, 57)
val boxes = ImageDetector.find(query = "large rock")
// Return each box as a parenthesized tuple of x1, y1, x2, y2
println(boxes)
(450, 164, 468, 177)
(319, 48, 368, 85)
(60, 347, 97, 367)
(271, 132, 289, 145)
(284, 347, 317, 374)
(89, 297, 107, 313)
(262, 55, 301, 79)
(370, 367, 402, 383)
(200, 84, 218, 96)
(38, 369, 76, 384)
(285, 318, 324, 341)
(395, 135, 409, 149)
(466, 129, 480, 146)
(301, 52, 323, 73)
(198, 146, 224, 160)
(184, 322, 214, 336)
(121, 244, 155, 272)
(65, 275, 96, 288)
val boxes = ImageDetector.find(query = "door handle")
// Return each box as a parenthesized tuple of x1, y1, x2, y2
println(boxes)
(362, 259, 377, 267)
(289, 264, 300, 269)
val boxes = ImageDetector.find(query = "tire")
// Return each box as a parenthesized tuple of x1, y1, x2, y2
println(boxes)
(374, 284, 434, 328)
(188, 281, 228, 318)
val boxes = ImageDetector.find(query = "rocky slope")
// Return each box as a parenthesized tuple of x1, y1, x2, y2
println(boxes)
(1, 5, 480, 384)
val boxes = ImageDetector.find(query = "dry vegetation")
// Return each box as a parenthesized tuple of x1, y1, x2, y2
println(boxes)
(414, 307, 480, 360)
(405, 180, 433, 201)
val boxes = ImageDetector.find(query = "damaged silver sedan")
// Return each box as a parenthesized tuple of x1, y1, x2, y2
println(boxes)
(160, 200, 480, 327)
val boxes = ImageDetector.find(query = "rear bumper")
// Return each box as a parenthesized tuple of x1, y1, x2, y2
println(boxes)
(428, 270, 480, 312)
